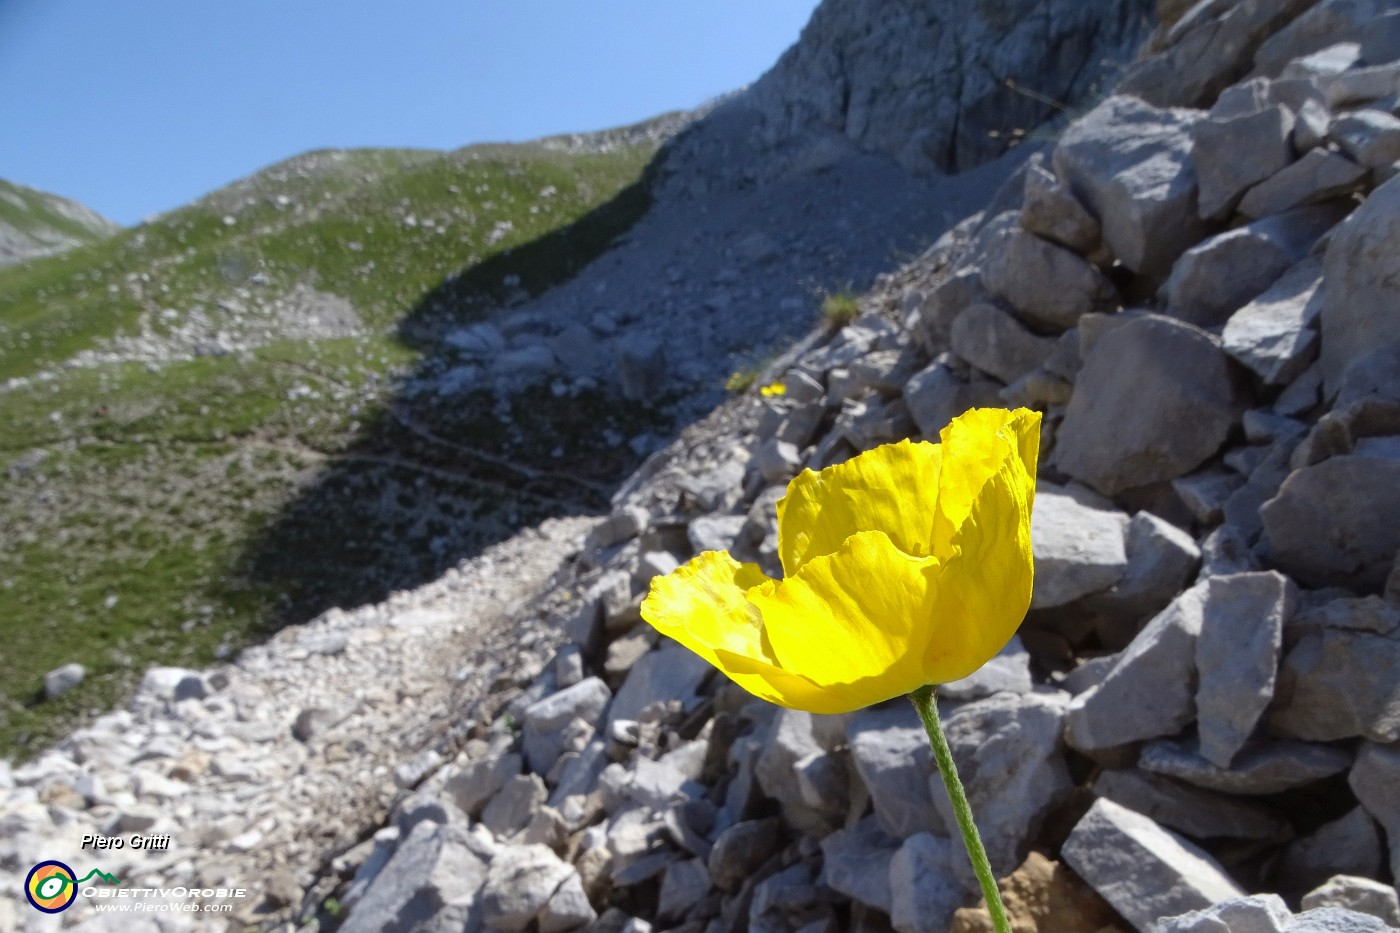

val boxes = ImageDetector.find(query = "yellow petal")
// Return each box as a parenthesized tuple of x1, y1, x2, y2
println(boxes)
(712, 648, 855, 714)
(748, 530, 941, 712)
(640, 550, 834, 707)
(931, 408, 1041, 560)
(641, 549, 774, 670)
(775, 439, 944, 577)
(922, 418, 1038, 683)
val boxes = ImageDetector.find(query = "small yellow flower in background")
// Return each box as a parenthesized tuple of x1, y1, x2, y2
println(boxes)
(759, 381, 787, 397)
(641, 407, 1040, 715)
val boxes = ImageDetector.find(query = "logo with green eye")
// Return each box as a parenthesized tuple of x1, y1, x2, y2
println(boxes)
(24, 860, 122, 913)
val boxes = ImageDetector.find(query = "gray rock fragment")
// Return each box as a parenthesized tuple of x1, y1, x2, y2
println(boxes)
(1278, 807, 1385, 896)
(1020, 157, 1102, 255)
(1260, 452, 1400, 590)
(889, 833, 963, 933)
(1269, 620, 1400, 743)
(707, 818, 783, 893)
(1222, 255, 1324, 385)
(950, 302, 1058, 384)
(1193, 104, 1296, 219)
(819, 816, 898, 913)
(1196, 572, 1296, 767)
(656, 858, 711, 926)
(1093, 769, 1289, 841)
(1053, 96, 1209, 278)
(935, 691, 1073, 885)
(1031, 483, 1130, 609)
(607, 641, 709, 729)
(1159, 894, 1292, 933)
(1056, 315, 1242, 496)
(1348, 741, 1400, 886)
(1061, 798, 1246, 933)
(1162, 206, 1343, 328)
(1089, 511, 1202, 621)
(480, 774, 547, 839)
(1331, 110, 1400, 170)
(1286, 907, 1394, 932)
(1303, 876, 1400, 928)
(1066, 583, 1206, 751)
(1321, 173, 1400, 396)
(480, 844, 577, 932)
(980, 225, 1119, 330)
(902, 359, 1003, 439)
(43, 663, 85, 700)
(522, 678, 611, 775)
(1140, 737, 1352, 795)
(847, 703, 941, 837)
(1238, 149, 1368, 220)
(339, 821, 490, 933)
(756, 708, 847, 833)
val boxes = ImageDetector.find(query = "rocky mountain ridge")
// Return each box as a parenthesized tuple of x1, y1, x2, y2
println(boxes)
(7, 0, 1400, 931)
(0, 179, 122, 269)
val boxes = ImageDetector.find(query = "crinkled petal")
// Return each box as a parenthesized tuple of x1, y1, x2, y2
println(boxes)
(931, 408, 1041, 561)
(640, 550, 774, 670)
(922, 417, 1038, 683)
(776, 439, 943, 576)
(749, 530, 940, 711)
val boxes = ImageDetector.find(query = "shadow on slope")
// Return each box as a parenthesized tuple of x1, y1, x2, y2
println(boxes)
(236, 166, 671, 629)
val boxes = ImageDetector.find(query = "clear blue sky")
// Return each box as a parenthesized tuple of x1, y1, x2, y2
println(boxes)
(0, 0, 820, 226)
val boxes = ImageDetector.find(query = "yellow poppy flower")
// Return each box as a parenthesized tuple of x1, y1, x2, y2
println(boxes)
(640, 407, 1040, 714)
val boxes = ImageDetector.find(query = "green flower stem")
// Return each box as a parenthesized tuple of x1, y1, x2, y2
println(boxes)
(910, 684, 1011, 933)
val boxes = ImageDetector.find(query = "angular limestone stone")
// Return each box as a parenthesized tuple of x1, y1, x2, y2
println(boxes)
(981, 225, 1119, 330)
(1195, 572, 1296, 767)
(819, 816, 898, 912)
(1162, 205, 1342, 328)
(1222, 255, 1324, 386)
(1066, 583, 1206, 751)
(847, 703, 942, 837)
(1020, 157, 1102, 255)
(1321, 174, 1400, 397)
(1030, 483, 1130, 609)
(1348, 741, 1400, 887)
(522, 678, 611, 775)
(1193, 104, 1296, 220)
(1093, 769, 1289, 841)
(1238, 148, 1368, 220)
(890, 833, 963, 932)
(1089, 511, 1202, 621)
(950, 302, 1058, 384)
(1301, 876, 1400, 928)
(339, 821, 490, 933)
(481, 844, 577, 932)
(1140, 737, 1351, 795)
(1053, 96, 1209, 279)
(1159, 895, 1292, 933)
(1287, 907, 1393, 932)
(1056, 315, 1241, 496)
(935, 691, 1073, 887)
(1061, 798, 1245, 933)
(1260, 453, 1400, 590)
(1270, 622, 1400, 744)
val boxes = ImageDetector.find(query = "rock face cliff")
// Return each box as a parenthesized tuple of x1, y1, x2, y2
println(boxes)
(8, 1, 1400, 932)
(657, 0, 1155, 193)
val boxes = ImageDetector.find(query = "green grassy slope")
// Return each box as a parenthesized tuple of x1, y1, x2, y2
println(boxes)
(0, 131, 667, 758)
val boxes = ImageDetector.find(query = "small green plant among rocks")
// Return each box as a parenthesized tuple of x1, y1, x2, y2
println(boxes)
(820, 287, 860, 330)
